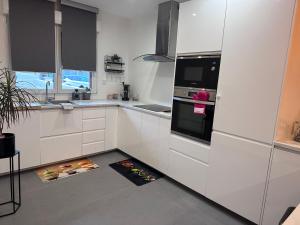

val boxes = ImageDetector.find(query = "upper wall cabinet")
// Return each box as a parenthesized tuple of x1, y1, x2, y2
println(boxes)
(213, 0, 295, 144)
(176, 0, 226, 54)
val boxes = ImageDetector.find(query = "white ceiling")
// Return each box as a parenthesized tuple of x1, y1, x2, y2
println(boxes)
(72, 0, 187, 18)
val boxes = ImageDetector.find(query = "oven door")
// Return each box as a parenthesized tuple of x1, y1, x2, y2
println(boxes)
(171, 97, 215, 144)
(175, 56, 221, 88)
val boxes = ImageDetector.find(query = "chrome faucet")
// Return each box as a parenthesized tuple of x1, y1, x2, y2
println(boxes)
(45, 81, 51, 102)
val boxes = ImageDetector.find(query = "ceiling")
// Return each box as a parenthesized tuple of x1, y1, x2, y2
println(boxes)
(72, 0, 187, 18)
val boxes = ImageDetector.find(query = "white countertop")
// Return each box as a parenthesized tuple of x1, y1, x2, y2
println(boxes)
(274, 138, 300, 153)
(32, 100, 172, 120)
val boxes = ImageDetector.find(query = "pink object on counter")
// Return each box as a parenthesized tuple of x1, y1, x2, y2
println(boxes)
(193, 90, 210, 115)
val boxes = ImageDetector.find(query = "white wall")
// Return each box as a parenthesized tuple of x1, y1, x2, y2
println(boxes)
(127, 11, 175, 106)
(93, 11, 131, 100)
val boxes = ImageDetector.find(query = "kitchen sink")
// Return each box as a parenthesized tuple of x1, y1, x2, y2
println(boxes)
(49, 100, 73, 105)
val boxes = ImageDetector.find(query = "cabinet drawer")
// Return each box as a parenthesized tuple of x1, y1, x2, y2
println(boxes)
(83, 108, 105, 119)
(40, 109, 82, 137)
(170, 134, 210, 163)
(83, 130, 105, 144)
(83, 118, 105, 131)
(82, 142, 105, 155)
(41, 133, 82, 164)
(168, 149, 208, 196)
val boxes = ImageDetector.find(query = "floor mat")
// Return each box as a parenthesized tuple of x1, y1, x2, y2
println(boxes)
(36, 158, 99, 183)
(109, 158, 163, 186)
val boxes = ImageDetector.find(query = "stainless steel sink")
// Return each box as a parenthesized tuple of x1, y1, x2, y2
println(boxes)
(49, 100, 73, 105)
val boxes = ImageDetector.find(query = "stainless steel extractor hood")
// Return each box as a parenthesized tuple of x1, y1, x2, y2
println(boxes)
(133, 0, 179, 62)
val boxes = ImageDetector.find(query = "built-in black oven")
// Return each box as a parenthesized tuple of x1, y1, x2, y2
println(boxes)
(171, 94, 215, 144)
(171, 53, 221, 145)
(175, 54, 221, 89)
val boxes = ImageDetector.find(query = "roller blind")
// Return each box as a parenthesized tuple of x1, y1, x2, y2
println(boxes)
(61, 5, 97, 71)
(9, 0, 56, 73)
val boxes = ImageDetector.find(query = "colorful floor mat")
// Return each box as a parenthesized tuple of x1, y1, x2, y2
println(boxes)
(109, 158, 163, 186)
(36, 158, 99, 183)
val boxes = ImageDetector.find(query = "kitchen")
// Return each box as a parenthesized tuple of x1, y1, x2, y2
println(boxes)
(0, 0, 299, 225)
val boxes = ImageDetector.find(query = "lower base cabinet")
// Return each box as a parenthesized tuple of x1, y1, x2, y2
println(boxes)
(41, 133, 82, 164)
(0, 111, 41, 174)
(82, 141, 105, 155)
(262, 148, 300, 225)
(168, 149, 208, 196)
(117, 108, 142, 158)
(206, 132, 272, 224)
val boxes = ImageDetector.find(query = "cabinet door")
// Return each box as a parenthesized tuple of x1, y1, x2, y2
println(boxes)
(214, 0, 295, 144)
(139, 113, 160, 167)
(40, 133, 82, 164)
(262, 148, 300, 225)
(157, 118, 171, 174)
(105, 107, 118, 150)
(0, 111, 41, 173)
(176, 0, 226, 54)
(117, 108, 142, 158)
(40, 109, 82, 137)
(206, 132, 272, 224)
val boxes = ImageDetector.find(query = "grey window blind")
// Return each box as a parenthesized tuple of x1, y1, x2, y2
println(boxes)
(9, 0, 56, 73)
(61, 5, 97, 72)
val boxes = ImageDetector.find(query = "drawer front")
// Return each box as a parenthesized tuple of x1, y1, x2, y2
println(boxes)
(168, 149, 208, 196)
(41, 133, 82, 164)
(82, 141, 105, 155)
(40, 109, 83, 137)
(83, 130, 105, 144)
(83, 118, 105, 131)
(83, 108, 105, 119)
(170, 134, 210, 163)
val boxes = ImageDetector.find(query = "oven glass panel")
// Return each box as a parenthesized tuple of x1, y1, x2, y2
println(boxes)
(171, 99, 215, 144)
(175, 57, 220, 89)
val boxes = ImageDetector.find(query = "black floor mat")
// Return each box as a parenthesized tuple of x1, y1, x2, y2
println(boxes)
(109, 158, 164, 186)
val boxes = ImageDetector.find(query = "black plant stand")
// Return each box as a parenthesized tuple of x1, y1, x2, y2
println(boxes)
(0, 151, 21, 217)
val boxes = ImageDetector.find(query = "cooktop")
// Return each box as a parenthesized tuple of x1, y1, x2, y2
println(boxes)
(134, 104, 171, 113)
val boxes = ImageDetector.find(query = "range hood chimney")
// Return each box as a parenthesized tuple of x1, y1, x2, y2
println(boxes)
(133, 0, 179, 62)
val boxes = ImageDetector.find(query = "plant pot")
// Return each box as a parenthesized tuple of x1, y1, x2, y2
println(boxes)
(0, 133, 16, 158)
(82, 92, 91, 100)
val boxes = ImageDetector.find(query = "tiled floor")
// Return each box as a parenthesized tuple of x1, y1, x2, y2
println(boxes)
(0, 150, 253, 225)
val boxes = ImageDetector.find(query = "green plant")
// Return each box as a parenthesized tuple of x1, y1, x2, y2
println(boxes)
(0, 67, 38, 138)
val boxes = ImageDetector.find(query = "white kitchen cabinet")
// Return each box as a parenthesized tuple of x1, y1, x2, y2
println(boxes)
(105, 107, 118, 150)
(206, 132, 272, 224)
(83, 130, 105, 144)
(0, 111, 41, 174)
(82, 108, 105, 119)
(157, 118, 171, 174)
(82, 141, 105, 156)
(262, 147, 300, 225)
(82, 118, 105, 131)
(170, 134, 210, 164)
(168, 149, 208, 196)
(40, 133, 82, 164)
(117, 108, 142, 158)
(40, 109, 82, 137)
(213, 0, 295, 144)
(139, 113, 160, 166)
(176, 0, 226, 54)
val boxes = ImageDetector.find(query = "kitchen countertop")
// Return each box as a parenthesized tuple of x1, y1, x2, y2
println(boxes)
(29, 100, 172, 119)
(274, 138, 300, 153)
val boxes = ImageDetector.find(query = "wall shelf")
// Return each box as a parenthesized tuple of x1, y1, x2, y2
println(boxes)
(104, 55, 125, 74)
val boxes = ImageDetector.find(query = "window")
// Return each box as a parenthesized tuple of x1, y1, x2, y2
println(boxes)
(9, 1, 97, 93)
(15, 71, 55, 90)
(61, 70, 92, 90)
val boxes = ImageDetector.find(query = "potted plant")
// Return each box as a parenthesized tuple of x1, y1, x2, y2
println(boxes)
(0, 67, 37, 158)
